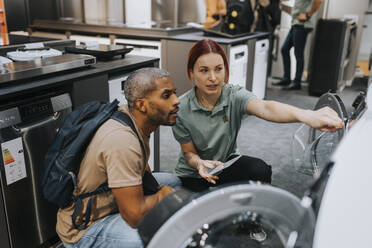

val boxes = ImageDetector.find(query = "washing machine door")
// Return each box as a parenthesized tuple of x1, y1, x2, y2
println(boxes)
(138, 184, 315, 248)
(292, 93, 348, 177)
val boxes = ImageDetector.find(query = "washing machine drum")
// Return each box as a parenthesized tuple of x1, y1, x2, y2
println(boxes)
(138, 184, 315, 248)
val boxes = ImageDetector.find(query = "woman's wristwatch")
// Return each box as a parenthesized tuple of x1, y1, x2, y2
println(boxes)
(306, 12, 311, 20)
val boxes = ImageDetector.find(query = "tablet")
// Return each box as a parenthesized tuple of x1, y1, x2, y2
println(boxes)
(208, 155, 243, 176)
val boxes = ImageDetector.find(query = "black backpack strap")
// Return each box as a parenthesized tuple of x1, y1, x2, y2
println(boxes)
(112, 111, 159, 195)
(71, 183, 110, 230)
(71, 111, 148, 230)
(111, 111, 146, 167)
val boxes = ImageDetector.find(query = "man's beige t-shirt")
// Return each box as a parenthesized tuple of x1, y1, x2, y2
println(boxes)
(56, 105, 150, 243)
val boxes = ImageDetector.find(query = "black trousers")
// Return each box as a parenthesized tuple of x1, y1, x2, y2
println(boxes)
(179, 155, 272, 192)
(281, 25, 312, 84)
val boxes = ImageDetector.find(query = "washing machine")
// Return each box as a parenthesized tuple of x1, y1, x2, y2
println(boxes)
(229, 44, 248, 89)
(137, 84, 372, 248)
(138, 184, 316, 248)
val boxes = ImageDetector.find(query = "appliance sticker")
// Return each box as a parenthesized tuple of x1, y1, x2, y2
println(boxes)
(1, 137, 27, 185)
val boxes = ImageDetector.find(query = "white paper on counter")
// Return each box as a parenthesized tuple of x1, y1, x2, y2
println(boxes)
(1, 137, 27, 185)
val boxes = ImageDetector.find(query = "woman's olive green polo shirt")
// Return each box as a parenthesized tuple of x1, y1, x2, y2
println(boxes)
(172, 84, 256, 178)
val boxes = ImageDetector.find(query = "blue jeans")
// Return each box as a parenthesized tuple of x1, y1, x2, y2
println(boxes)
(281, 25, 312, 84)
(63, 172, 181, 248)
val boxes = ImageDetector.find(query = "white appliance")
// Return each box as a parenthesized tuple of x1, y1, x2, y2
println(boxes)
(108, 74, 128, 104)
(313, 83, 372, 248)
(229, 44, 248, 88)
(115, 38, 161, 65)
(83, 0, 107, 25)
(125, 0, 152, 27)
(252, 39, 269, 99)
(108, 74, 157, 171)
(69, 35, 111, 46)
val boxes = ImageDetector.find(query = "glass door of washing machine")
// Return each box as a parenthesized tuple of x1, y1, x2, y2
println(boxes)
(292, 93, 348, 177)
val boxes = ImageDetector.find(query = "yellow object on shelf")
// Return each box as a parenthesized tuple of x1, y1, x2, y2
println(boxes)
(204, 0, 227, 29)
(357, 61, 370, 77)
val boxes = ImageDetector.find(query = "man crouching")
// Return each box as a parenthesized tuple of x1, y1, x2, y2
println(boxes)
(58, 68, 181, 248)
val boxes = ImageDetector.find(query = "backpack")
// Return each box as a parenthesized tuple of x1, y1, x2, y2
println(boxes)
(41, 99, 157, 230)
(254, 0, 281, 32)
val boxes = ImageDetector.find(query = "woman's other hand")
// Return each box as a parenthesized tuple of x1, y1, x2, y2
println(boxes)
(305, 107, 344, 132)
(197, 160, 223, 184)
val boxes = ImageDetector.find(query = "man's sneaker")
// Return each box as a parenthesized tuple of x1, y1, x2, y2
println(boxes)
(272, 79, 291, 86)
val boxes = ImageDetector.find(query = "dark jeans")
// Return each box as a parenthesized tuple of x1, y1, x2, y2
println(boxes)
(179, 155, 272, 192)
(281, 25, 312, 84)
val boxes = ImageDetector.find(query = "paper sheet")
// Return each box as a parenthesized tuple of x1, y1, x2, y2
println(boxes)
(1, 137, 27, 185)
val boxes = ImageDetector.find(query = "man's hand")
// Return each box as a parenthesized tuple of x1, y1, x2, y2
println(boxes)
(305, 107, 344, 132)
(197, 160, 223, 184)
(297, 13, 308, 21)
(157, 185, 174, 201)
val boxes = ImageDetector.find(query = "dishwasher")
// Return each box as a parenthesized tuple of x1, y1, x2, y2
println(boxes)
(0, 91, 72, 248)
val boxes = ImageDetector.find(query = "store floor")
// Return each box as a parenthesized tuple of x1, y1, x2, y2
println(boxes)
(159, 80, 366, 197)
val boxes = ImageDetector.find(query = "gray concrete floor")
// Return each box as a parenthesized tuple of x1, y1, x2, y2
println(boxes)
(158, 80, 365, 197)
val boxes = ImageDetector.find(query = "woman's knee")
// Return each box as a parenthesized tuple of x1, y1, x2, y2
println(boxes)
(241, 156, 272, 183)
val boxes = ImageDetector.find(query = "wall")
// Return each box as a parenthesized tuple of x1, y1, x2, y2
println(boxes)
(359, 0, 372, 60)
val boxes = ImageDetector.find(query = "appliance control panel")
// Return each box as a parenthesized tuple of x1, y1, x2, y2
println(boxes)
(84, 58, 96, 65)
(19, 99, 54, 122)
(0, 107, 21, 129)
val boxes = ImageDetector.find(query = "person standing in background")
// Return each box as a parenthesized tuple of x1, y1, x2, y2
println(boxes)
(253, 0, 282, 33)
(59, 68, 181, 248)
(253, 0, 287, 76)
(273, 0, 323, 90)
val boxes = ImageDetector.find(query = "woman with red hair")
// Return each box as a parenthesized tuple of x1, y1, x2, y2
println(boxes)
(172, 39, 343, 192)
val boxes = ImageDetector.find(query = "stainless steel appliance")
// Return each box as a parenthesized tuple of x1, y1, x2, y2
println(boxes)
(151, 0, 206, 27)
(0, 92, 72, 248)
(31, 19, 196, 38)
(0, 54, 96, 85)
(65, 44, 132, 60)
(57, 0, 84, 23)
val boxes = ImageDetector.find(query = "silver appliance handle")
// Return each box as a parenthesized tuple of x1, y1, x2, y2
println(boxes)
(273, 33, 279, 61)
(13, 112, 61, 133)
